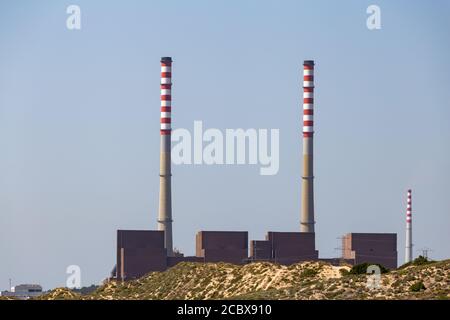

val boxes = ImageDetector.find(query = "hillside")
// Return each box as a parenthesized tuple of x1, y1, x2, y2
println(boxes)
(37, 259, 449, 300)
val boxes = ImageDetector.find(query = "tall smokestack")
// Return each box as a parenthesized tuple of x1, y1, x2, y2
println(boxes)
(158, 57, 174, 257)
(405, 189, 413, 263)
(300, 60, 315, 233)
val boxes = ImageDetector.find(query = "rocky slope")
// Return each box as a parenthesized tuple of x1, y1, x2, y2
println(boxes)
(36, 259, 449, 300)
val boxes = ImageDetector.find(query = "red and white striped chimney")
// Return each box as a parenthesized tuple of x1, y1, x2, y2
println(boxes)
(405, 189, 413, 263)
(303, 63, 314, 138)
(160, 58, 172, 135)
(300, 60, 315, 233)
(158, 57, 174, 257)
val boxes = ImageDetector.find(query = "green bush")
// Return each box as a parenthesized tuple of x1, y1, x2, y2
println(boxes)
(348, 263, 389, 275)
(413, 256, 433, 266)
(409, 281, 426, 292)
(399, 256, 434, 269)
(300, 268, 318, 278)
(339, 268, 349, 276)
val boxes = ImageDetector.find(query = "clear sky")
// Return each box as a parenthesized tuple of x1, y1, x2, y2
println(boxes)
(0, 0, 449, 290)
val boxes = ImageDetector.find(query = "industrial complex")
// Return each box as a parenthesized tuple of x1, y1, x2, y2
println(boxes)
(110, 58, 406, 281)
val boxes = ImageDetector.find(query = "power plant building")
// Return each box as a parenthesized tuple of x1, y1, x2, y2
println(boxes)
(249, 240, 272, 260)
(111, 58, 399, 281)
(249, 232, 318, 264)
(196, 231, 248, 264)
(342, 233, 398, 269)
(116, 230, 167, 280)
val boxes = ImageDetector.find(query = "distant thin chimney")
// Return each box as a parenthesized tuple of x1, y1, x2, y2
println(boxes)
(405, 189, 413, 263)
(158, 57, 174, 257)
(300, 60, 315, 233)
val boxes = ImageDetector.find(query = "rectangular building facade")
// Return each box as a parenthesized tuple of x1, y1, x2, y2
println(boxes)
(114, 230, 398, 281)
(342, 233, 397, 269)
(196, 231, 248, 264)
(249, 240, 272, 260)
(249, 232, 319, 265)
(167, 256, 204, 268)
(116, 230, 167, 280)
(266, 232, 318, 264)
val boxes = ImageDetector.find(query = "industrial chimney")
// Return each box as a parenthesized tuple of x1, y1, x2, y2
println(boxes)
(405, 189, 413, 263)
(300, 60, 315, 233)
(158, 57, 174, 257)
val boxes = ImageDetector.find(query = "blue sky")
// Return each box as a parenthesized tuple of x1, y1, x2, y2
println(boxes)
(0, 0, 449, 290)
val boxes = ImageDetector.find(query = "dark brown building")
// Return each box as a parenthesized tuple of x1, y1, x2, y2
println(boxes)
(249, 232, 319, 265)
(196, 231, 248, 264)
(167, 256, 203, 268)
(113, 229, 398, 281)
(114, 230, 249, 281)
(116, 230, 167, 280)
(249, 240, 272, 260)
(342, 233, 397, 269)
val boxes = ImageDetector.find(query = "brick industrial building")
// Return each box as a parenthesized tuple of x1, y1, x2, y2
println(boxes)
(342, 233, 398, 270)
(110, 58, 398, 281)
(249, 232, 318, 264)
(114, 229, 396, 280)
(116, 230, 319, 280)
